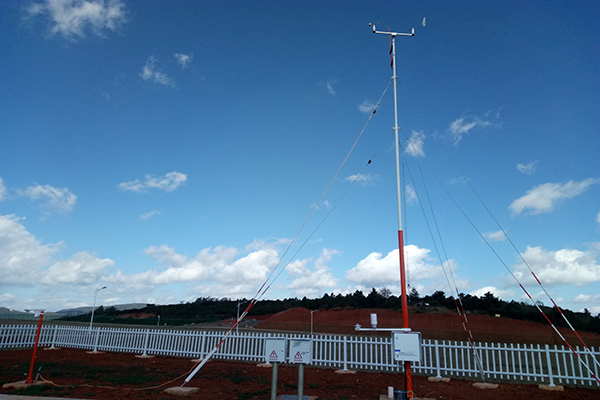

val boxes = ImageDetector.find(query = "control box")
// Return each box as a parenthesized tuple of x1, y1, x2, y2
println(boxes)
(392, 331, 422, 362)
(289, 339, 312, 364)
(264, 338, 287, 363)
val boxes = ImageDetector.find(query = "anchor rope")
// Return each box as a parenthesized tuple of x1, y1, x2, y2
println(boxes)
(400, 139, 487, 382)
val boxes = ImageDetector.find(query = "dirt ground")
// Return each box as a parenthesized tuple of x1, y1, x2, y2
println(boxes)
(1, 347, 598, 400)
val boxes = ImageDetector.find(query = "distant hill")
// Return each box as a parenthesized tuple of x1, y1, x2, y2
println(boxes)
(56, 303, 148, 316)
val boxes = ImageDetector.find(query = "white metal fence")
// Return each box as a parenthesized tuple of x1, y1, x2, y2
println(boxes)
(1, 324, 598, 388)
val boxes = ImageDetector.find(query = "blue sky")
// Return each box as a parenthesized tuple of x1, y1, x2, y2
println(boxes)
(1, 1, 599, 316)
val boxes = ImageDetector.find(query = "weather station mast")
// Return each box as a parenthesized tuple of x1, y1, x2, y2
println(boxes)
(369, 21, 416, 399)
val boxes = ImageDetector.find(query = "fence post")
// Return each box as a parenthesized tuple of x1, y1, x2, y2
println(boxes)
(199, 331, 206, 359)
(92, 328, 100, 352)
(49, 325, 58, 349)
(435, 340, 442, 378)
(142, 329, 150, 357)
(544, 344, 555, 386)
(343, 336, 348, 371)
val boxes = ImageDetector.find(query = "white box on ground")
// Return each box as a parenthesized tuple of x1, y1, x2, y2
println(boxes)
(289, 339, 312, 364)
(264, 338, 287, 363)
(392, 331, 422, 362)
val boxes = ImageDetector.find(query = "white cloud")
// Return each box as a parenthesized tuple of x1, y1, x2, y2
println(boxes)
(512, 245, 600, 287)
(0, 214, 61, 285)
(405, 131, 425, 157)
(118, 171, 187, 192)
(517, 160, 538, 175)
(0, 293, 16, 304)
(17, 184, 77, 215)
(358, 100, 375, 114)
(509, 179, 598, 215)
(287, 249, 338, 298)
(405, 185, 418, 205)
(323, 79, 337, 95)
(140, 210, 161, 220)
(141, 56, 174, 87)
(483, 230, 506, 242)
(469, 286, 515, 300)
(573, 294, 600, 303)
(596, 210, 600, 224)
(174, 53, 193, 68)
(449, 112, 498, 144)
(26, 0, 127, 41)
(0, 177, 6, 201)
(345, 245, 455, 287)
(344, 173, 377, 185)
(41, 251, 114, 285)
(110, 244, 279, 287)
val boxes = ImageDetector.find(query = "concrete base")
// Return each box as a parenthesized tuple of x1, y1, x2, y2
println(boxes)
(43, 347, 61, 350)
(3, 380, 50, 389)
(427, 376, 450, 382)
(538, 384, 564, 391)
(473, 382, 499, 389)
(164, 386, 200, 396)
(135, 354, 155, 358)
(86, 351, 104, 354)
(256, 363, 272, 368)
(335, 369, 357, 374)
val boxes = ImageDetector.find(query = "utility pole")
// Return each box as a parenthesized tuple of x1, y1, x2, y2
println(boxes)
(369, 22, 415, 399)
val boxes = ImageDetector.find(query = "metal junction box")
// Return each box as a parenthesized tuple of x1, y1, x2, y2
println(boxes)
(289, 339, 312, 364)
(392, 331, 422, 362)
(264, 338, 287, 363)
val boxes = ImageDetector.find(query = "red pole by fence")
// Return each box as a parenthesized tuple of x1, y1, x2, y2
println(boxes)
(26, 310, 44, 384)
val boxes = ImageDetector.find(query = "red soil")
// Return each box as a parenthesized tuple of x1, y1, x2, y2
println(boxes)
(1, 347, 597, 400)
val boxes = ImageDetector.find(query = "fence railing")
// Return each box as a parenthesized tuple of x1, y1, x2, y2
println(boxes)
(1, 324, 598, 388)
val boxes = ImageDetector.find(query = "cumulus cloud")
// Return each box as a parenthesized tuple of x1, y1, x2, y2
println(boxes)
(0, 177, 6, 201)
(118, 171, 187, 192)
(405, 131, 425, 157)
(345, 245, 455, 287)
(405, 185, 418, 205)
(449, 111, 498, 145)
(344, 173, 377, 185)
(17, 184, 77, 215)
(512, 245, 600, 287)
(517, 161, 538, 175)
(573, 294, 600, 303)
(469, 286, 515, 300)
(174, 53, 193, 68)
(483, 230, 506, 242)
(141, 56, 174, 87)
(41, 251, 114, 284)
(114, 244, 280, 286)
(358, 100, 376, 114)
(286, 248, 338, 298)
(0, 214, 61, 285)
(26, 0, 127, 41)
(509, 179, 597, 215)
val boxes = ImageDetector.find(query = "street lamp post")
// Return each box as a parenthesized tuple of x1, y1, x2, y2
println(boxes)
(89, 286, 107, 331)
(236, 300, 247, 334)
(310, 309, 319, 337)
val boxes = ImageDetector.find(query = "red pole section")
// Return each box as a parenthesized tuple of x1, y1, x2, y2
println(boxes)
(27, 310, 44, 384)
(398, 230, 413, 398)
